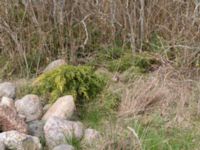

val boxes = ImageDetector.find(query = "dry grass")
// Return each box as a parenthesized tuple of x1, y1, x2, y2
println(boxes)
(85, 65, 200, 150)
(118, 65, 200, 127)
(1, 1, 200, 149)
(0, 0, 200, 77)
(82, 121, 141, 150)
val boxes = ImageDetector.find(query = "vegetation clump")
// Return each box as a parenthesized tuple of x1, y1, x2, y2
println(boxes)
(108, 52, 161, 73)
(80, 89, 120, 128)
(33, 65, 106, 104)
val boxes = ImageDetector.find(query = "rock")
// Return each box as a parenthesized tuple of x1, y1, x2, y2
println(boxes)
(42, 95, 75, 121)
(0, 82, 16, 99)
(43, 104, 51, 114)
(0, 130, 41, 150)
(83, 128, 100, 144)
(0, 141, 5, 150)
(0, 98, 28, 133)
(44, 117, 84, 149)
(22, 137, 41, 150)
(0, 96, 14, 108)
(28, 120, 45, 138)
(43, 59, 66, 73)
(53, 144, 75, 150)
(15, 95, 43, 122)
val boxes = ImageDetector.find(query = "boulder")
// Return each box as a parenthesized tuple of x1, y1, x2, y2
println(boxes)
(42, 95, 75, 121)
(83, 128, 100, 145)
(0, 96, 15, 108)
(0, 82, 16, 99)
(44, 117, 84, 149)
(0, 97, 27, 133)
(43, 59, 66, 73)
(43, 104, 51, 114)
(0, 96, 19, 118)
(0, 130, 41, 150)
(15, 95, 43, 122)
(0, 141, 5, 150)
(28, 120, 45, 138)
(53, 144, 75, 150)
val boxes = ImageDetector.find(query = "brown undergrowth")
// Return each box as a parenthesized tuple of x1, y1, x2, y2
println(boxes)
(119, 65, 200, 127)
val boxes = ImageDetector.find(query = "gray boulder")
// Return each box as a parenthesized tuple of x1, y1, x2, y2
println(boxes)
(0, 130, 41, 150)
(0, 96, 15, 108)
(42, 95, 75, 121)
(0, 141, 5, 150)
(83, 128, 100, 145)
(15, 94, 43, 122)
(0, 82, 16, 99)
(28, 120, 45, 138)
(53, 144, 75, 150)
(43, 104, 51, 114)
(0, 97, 28, 133)
(43, 59, 66, 73)
(44, 117, 84, 149)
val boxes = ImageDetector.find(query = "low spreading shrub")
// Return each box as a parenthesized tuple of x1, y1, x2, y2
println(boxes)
(33, 65, 106, 104)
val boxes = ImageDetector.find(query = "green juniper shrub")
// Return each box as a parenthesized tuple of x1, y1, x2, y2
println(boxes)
(32, 65, 106, 105)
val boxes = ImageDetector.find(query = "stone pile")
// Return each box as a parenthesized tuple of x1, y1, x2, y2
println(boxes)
(0, 60, 100, 150)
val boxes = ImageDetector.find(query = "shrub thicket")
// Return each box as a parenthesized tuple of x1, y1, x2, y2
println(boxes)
(0, 0, 199, 77)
